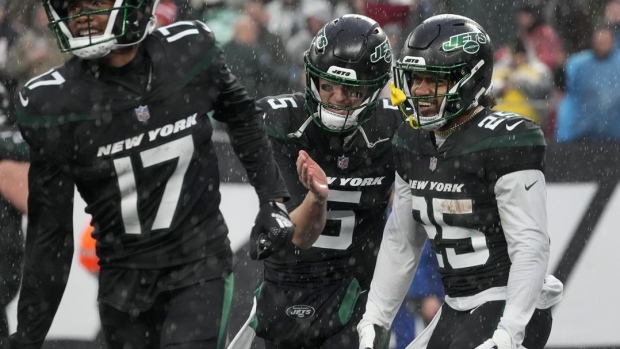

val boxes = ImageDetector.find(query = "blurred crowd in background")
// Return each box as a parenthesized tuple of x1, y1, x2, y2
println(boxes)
(2, 0, 620, 142)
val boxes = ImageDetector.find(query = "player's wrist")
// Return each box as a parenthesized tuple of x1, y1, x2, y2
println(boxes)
(307, 190, 327, 204)
(492, 327, 513, 349)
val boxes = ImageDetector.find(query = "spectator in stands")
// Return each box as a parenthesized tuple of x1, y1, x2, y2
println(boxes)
(285, 0, 331, 89)
(242, 0, 296, 94)
(154, 0, 179, 27)
(552, 0, 593, 55)
(193, 0, 242, 45)
(329, 0, 358, 18)
(0, 0, 18, 116)
(516, 3, 565, 72)
(605, 0, 620, 49)
(492, 39, 554, 125)
(263, 0, 309, 41)
(0, 0, 15, 72)
(4, 6, 68, 89)
(223, 15, 290, 99)
(556, 26, 620, 142)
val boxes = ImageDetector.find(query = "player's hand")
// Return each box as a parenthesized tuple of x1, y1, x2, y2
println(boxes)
(357, 320, 388, 349)
(249, 201, 295, 260)
(8, 331, 40, 349)
(296, 150, 328, 201)
(475, 328, 513, 349)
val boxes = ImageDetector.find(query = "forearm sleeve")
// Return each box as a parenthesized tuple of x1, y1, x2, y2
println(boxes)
(495, 169, 550, 345)
(363, 172, 427, 329)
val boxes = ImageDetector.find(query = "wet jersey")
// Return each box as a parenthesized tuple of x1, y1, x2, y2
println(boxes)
(0, 122, 27, 307)
(15, 21, 288, 343)
(259, 93, 402, 290)
(393, 109, 546, 298)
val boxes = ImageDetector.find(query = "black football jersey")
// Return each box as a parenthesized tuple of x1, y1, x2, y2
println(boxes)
(15, 21, 288, 330)
(393, 109, 546, 297)
(259, 93, 402, 289)
(0, 122, 27, 303)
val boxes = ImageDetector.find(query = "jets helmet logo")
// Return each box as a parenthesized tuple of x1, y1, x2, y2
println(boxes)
(370, 38, 392, 63)
(442, 31, 488, 54)
(315, 28, 328, 52)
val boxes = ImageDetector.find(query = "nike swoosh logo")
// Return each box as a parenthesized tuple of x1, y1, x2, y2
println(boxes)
(470, 304, 483, 314)
(525, 180, 539, 191)
(506, 120, 523, 131)
(19, 92, 28, 107)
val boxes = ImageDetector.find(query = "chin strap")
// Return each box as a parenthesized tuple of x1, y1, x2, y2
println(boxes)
(390, 82, 419, 129)
(357, 126, 389, 149)
(286, 114, 315, 138)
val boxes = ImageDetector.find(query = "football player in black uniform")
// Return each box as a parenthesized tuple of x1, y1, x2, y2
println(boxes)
(10, 1, 294, 348)
(0, 84, 27, 347)
(237, 15, 402, 349)
(357, 15, 564, 349)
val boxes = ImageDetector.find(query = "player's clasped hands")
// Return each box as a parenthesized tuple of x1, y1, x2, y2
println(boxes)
(296, 150, 328, 201)
(249, 200, 295, 260)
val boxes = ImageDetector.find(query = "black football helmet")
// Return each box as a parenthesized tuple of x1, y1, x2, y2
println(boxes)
(43, 0, 160, 59)
(305, 14, 392, 133)
(392, 14, 493, 131)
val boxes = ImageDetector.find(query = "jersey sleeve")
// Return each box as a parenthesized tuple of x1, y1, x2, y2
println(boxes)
(494, 169, 550, 346)
(257, 96, 307, 211)
(363, 172, 427, 329)
(12, 90, 76, 347)
(484, 117, 546, 179)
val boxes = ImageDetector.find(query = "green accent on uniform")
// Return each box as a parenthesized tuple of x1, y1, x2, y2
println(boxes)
(338, 278, 361, 325)
(461, 128, 546, 155)
(377, 327, 392, 349)
(0, 138, 29, 156)
(265, 123, 290, 140)
(249, 283, 265, 331)
(489, 303, 506, 338)
(391, 133, 412, 152)
(16, 111, 98, 129)
(181, 44, 221, 87)
(216, 273, 235, 349)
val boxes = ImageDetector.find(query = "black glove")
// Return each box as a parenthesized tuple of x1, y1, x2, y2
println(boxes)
(250, 201, 295, 260)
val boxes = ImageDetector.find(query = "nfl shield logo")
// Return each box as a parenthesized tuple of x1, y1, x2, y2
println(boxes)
(337, 155, 349, 170)
(429, 156, 437, 171)
(134, 105, 150, 123)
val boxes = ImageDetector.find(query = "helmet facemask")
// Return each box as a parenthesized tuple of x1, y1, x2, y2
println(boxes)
(43, 0, 159, 59)
(303, 14, 392, 134)
(305, 53, 387, 133)
(391, 14, 493, 131)
(393, 60, 486, 131)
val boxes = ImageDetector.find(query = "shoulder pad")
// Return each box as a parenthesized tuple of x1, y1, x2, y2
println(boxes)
(257, 93, 306, 140)
(480, 110, 542, 134)
(151, 20, 217, 50)
(148, 21, 221, 83)
(17, 65, 94, 129)
(465, 110, 546, 152)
